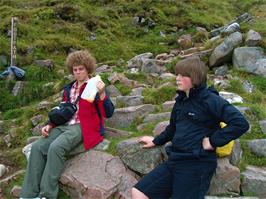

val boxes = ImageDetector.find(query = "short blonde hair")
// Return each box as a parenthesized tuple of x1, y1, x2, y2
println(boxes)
(175, 56, 207, 87)
(65, 50, 96, 74)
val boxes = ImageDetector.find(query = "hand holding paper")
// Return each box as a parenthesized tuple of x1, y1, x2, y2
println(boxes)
(81, 75, 102, 102)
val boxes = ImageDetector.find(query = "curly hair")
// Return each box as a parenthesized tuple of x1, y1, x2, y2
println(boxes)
(175, 56, 207, 87)
(65, 50, 96, 74)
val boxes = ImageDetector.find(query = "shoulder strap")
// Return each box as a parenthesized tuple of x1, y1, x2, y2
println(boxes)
(65, 82, 84, 104)
(73, 92, 83, 105)
(94, 100, 105, 136)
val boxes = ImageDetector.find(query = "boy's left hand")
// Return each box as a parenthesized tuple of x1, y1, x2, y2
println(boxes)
(202, 137, 214, 150)
(97, 80, 106, 100)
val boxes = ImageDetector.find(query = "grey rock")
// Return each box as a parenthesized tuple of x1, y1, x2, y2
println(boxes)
(219, 91, 243, 104)
(233, 47, 265, 74)
(153, 121, 169, 136)
(127, 53, 153, 69)
(0, 164, 6, 178)
(246, 29, 262, 47)
(3, 134, 11, 147)
(106, 85, 121, 97)
(117, 138, 163, 174)
(60, 150, 137, 199)
(12, 81, 24, 96)
(105, 127, 132, 138)
(34, 59, 54, 70)
(132, 16, 146, 26)
(241, 165, 266, 198)
(177, 34, 192, 49)
(214, 65, 228, 76)
(106, 104, 155, 128)
(32, 124, 43, 136)
(229, 139, 243, 166)
(159, 72, 175, 80)
(37, 101, 51, 110)
(10, 185, 21, 198)
(30, 115, 43, 127)
(130, 87, 144, 96)
(116, 95, 144, 107)
(162, 101, 175, 112)
(259, 120, 266, 134)
(247, 139, 266, 157)
(235, 106, 251, 117)
(209, 32, 242, 68)
(213, 77, 230, 89)
(96, 65, 113, 73)
(221, 22, 240, 36)
(143, 112, 171, 124)
(242, 80, 254, 93)
(208, 158, 240, 196)
(141, 59, 166, 74)
(254, 58, 266, 77)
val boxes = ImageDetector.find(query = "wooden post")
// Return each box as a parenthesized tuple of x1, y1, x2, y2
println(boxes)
(10, 17, 18, 66)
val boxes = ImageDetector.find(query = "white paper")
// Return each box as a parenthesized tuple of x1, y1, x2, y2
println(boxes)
(81, 75, 101, 102)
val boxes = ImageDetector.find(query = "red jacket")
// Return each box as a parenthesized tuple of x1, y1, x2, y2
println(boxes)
(61, 82, 114, 150)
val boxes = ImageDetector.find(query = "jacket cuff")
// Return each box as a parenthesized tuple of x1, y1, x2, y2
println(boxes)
(44, 120, 56, 128)
(152, 137, 162, 146)
(209, 136, 217, 148)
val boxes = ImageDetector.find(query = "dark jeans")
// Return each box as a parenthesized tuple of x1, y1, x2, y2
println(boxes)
(134, 159, 216, 199)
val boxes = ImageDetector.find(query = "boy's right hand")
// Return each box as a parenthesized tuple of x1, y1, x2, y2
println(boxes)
(138, 136, 155, 148)
(41, 124, 52, 137)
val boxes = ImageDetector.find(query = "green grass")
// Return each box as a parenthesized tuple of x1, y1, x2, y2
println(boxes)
(143, 85, 176, 105)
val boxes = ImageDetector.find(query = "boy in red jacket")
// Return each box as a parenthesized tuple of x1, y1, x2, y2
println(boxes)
(20, 50, 114, 199)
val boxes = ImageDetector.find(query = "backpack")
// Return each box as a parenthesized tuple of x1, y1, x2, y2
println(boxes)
(215, 122, 234, 157)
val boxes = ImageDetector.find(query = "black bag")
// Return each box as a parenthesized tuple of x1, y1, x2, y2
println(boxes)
(48, 88, 83, 126)
(48, 102, 78, 125)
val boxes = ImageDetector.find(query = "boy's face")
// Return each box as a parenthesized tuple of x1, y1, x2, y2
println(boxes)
(73, 65, 89, 83)
(176, 74, 193, 92)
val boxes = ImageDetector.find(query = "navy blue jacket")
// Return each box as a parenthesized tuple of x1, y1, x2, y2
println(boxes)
(153, 85, 249, 160)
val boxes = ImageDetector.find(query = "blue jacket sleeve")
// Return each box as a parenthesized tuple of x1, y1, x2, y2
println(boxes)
(103, 96, 115, 118)
(153, 103, 177, 146)
(207, 95, 249, 147)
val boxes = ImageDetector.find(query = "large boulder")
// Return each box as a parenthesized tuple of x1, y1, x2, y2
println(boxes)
(208, 158, 241, 196)
(127, 53, 153, 69)
(106, 104, 155, 129)
(241, 165, 266, 198)
(232, 47, 266, 77)
(247, 139, 266, 157)
(209, 32, 242, 68)
(143, 112, 171, 124)
(60, 150, 137, 199)
(117, 138, 163, 175)
(141, 59, 166, 74)
(116, 95, 144, 107)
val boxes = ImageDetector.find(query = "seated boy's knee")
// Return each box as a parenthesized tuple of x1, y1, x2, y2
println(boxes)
(48, 142, 64, 155)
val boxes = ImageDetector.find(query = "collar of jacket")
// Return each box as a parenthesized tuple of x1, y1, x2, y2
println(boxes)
(176, 83, 207, 101)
